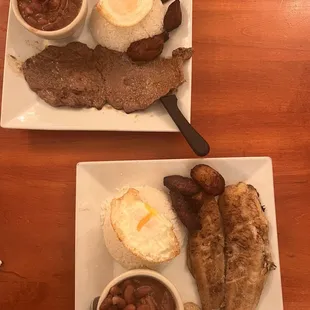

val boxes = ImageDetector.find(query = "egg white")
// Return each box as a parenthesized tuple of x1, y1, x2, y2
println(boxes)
(110, 188, 180, 263)
(97, 0, 154, 27)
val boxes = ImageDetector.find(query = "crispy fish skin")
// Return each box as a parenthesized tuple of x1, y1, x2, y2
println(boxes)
(218, 182, 274, 310)
(188, 195, 225, 310)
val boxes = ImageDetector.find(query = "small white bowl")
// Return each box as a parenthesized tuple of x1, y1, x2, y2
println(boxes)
(97, 269, 184, 310)
(12, 0, 88, 40)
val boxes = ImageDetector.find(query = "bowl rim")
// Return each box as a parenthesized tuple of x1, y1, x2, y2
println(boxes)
(11, 0, 88, 38)
(97, 269, 184, 310)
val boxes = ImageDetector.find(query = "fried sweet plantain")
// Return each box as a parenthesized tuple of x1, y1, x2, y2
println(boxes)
(191, 164, 225, 196)
(164, 175, 201, 196)
(169, 190, 201, 232)
(185, 191, 205, 213)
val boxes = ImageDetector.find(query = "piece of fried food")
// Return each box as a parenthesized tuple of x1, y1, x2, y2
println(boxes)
(164, 175, 201, 196)
(187, 194, 225, 310)
(218, 182, 275, 310)
(191, 164, 225, 196)
(185, 191, 205, 213)
(184, 302, 201, 310)
(170, 190, 201, 232)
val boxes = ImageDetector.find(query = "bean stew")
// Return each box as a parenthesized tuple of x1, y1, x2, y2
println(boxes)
(17, 0, 82, 31)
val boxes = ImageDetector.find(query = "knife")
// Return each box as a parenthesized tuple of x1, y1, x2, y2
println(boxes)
(160, 95, 210, 157)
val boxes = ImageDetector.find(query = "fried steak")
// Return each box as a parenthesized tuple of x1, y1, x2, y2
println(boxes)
(22, 42, 192, 113)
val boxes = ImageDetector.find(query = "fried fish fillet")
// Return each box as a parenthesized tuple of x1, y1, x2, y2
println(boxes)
(187, 194, 225, 310)
(218, 183, 275, 310)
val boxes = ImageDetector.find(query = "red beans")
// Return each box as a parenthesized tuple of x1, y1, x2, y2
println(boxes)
(99, 297, 113, 310)
(48, 0, 60, 10)
(29, 2, 42, 13)
(124, 285, 135, 304)
(24, 7, 34, 16)
(110, 285, 122, 296)
(136, 306, 150, 310)
(99, 277, 176, 310)
(17, 0, 82, 31)
(112, 296, 126, 309)
(37, 18, 48, 25)
(135, 286, 153, 299)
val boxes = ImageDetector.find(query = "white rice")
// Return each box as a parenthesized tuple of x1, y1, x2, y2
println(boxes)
(90, 0, 166, 52)
(101, 186, 185, 270)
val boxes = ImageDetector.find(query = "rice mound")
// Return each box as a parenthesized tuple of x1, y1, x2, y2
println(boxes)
(101, 186, 185, 270)
(90, 0, 165, 52)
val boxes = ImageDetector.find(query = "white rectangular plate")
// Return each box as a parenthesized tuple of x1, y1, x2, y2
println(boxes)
(1, 1, 192, 131)
(75, 157, 283, 310)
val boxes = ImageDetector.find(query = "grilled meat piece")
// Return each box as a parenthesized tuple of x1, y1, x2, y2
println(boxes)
(188, 194, 225, 310)
(218, 183, 275, 310)
(22, 42, 192, 113)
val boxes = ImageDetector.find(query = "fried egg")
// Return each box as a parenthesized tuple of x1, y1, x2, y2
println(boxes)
(110, 188, 180, 263)
(97, 0, 154, 27)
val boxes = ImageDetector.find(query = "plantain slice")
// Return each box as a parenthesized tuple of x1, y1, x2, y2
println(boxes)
(191, 164, 225, 196)
(164, 175, 201, 196)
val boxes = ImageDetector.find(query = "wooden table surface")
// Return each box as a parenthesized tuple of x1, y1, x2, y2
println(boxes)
(1, 1, 310, 309)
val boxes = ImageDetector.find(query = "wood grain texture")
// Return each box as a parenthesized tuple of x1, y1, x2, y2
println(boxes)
(1, 0, 310, 309)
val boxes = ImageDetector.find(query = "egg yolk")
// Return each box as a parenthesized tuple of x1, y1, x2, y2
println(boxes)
(137, 203, 157, 231)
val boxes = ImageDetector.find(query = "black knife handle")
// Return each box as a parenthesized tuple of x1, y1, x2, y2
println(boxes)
(161, 95, 210, 157)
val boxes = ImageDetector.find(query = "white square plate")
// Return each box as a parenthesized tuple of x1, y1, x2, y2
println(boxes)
(1, 1, 192, 131)
(75, 157, 283, 310)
